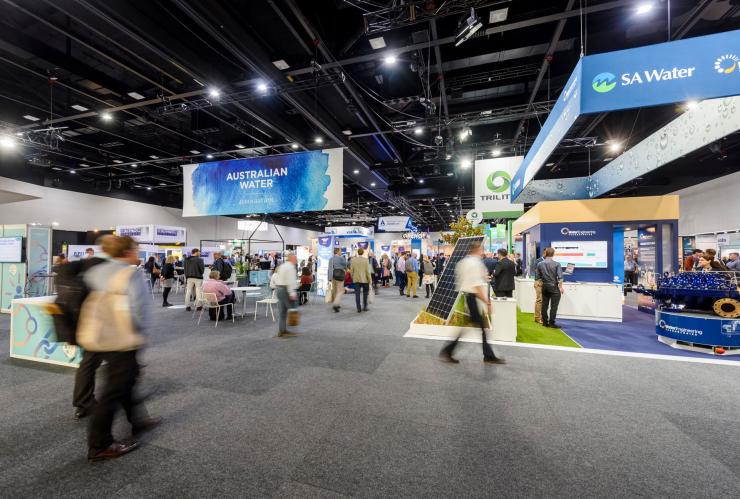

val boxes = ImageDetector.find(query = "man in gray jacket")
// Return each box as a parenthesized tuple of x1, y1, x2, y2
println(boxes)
(184, 248, 205, 311)
(327, 248, 347, 313)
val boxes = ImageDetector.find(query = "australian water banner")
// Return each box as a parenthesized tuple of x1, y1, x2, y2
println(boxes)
(182, 148, 343, 217)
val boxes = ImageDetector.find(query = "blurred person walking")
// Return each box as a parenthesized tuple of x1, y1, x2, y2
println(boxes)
(273, 252, 299, 337)
(184, 248, 205, 311)
(439, 241, 505, 364)
(161, 255, 176, 307)
(350, 248, 373, 312)
(328, 248, 347, 313)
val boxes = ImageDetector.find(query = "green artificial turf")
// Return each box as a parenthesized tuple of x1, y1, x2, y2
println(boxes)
(516, 309, 581, 348)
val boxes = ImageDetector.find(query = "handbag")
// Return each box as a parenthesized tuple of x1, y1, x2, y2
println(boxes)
(368, 287, 375, 304)
(287, 308, 300, 327)
(332, 268, 346, 281)
(77, 267, 146, 352)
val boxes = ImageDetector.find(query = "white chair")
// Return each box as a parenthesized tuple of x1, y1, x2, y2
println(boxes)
(197, 292, 235, 327)
(254, 289, 279, 321)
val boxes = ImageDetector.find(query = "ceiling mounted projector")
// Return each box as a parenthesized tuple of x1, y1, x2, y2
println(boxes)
(455, 8, 483, 47)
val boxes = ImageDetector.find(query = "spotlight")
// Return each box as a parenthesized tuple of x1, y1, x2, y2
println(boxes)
(100, 112, 113, 121)
(445, 154, 452, 160)
(353, 169, 359, 174)
(419, 179, 425, 184)
(460, 158, 472, 169)
(206, 154, 214, 159)
(0, 135, 16, 149)
(458, 128, 472, 142)
(131, 163, 138, 168)
(491, 148, 501, 157)
(609, 142, 622, 153)
(70, 170, 76, 174)
(370, 182, 376, 187)
(256, 81, 268, 93)
(383, 54, 397, 65)
(455, 8, 483, 47)
(146, 186, 152, 191)
(315, 137, 323, 144)
(208, 88, 221, 98)
(685, 100, 699, 111)
(291, 143, 299, 149)
(635, 3, 654, 15)
(413, 127, 423, 136)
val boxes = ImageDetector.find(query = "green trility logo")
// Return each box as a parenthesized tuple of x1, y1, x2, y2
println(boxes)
(486, 170, 511, 193)
(592, 72, 616, 93)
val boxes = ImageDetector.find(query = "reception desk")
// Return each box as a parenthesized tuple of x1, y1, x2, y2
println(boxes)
(515, 278, 622, 322)
(9, 296, 82, 367)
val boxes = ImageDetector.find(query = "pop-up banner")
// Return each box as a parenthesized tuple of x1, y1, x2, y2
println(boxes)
(182, 149, 343, 216)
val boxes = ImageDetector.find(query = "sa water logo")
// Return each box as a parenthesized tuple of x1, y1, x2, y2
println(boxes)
(714, 54, 739, 74)
(486, 170, 511, 193)
(592, 72, 616, 93)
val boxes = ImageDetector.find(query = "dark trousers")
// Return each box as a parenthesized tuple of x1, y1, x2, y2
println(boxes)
(624, 270, 637, 286)
(541, 283, 562, 325)
(397, 272, 406, 294)
(88, 350, 142, 454)
(442, 293, 497, 360)
(162, 286, 172, 304)
(73, 350, 103, 411)
(425, 283, 435, 297)
(355, 282, 369, 311)
(494, 290, 513, 298)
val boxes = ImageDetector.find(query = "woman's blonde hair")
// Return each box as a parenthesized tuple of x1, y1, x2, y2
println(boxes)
(166, 255, 176, 264)
(209, 270, 221, 279)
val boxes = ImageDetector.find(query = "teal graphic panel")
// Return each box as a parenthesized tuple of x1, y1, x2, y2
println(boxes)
(10, 300, 82, 366)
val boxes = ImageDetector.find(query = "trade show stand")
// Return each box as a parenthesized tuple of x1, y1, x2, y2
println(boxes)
(405, 298, 517, 342)
(657, 310, 740, 355)
(515, 278, 622, 322)
(9, 296, 82, 367)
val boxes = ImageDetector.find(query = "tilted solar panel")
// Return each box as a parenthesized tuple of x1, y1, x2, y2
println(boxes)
(426, 236, 485, 321)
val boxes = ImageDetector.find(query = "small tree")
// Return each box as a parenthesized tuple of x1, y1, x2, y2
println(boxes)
(441, 216, 484, 246)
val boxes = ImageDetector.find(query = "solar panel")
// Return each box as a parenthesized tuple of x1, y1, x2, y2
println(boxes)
(426, 236, 485, 321)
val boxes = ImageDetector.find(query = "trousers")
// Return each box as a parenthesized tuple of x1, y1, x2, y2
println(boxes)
(88, 350, 142, 454)
(276, 286, 296, 333)
(73, 350, 103, 411)
(441, 293, 497, 360)
(397, 271, 406, 294)
(541, 283, 562, 325)
(355, 282, 369, 311)
(330, 279, 344, 306)
(534, 280, 543, 323)
(494, 290, 513, 298)
(185, 278, 203, 306)
(406, 271, 418, 297)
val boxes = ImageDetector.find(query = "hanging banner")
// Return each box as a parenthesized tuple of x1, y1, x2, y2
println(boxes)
(182, 148, 343, 216)
(153, 225, 187, 244)
(324, 226, 374, 236)
(237, 220, 268, 232)
(377, 216, 415, 232)
(115, 224, 154, 243)
(474, 157, 525, 218)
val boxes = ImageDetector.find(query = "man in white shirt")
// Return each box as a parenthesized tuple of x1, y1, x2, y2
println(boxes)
(273, 252, 298, 337)
(440, 241, 505, 365)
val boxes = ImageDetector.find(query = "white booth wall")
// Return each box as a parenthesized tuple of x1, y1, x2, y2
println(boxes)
(675, 170, 740, 236)
(0, 176, 317, 248)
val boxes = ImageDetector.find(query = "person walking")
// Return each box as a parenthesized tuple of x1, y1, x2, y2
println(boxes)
(396, 252, 407, 295)
(439, 241, 505, 365)
(161, 255, 176, 307)
(381, 255, 392, 287)
(368, 250, 381, 293)
(422, 255, 436, 298)
(184, 248, 205, 311)
(328, 248, 347, 313)
(492, 248, 516, 298)
(350, 248, 373, 312)
(536, 248, 565, 328)
(273, 252, 299, 337)
(77, 235, 160, 461)
(405, 252, 419, 298)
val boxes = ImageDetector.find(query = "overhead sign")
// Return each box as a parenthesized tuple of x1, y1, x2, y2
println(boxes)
(512, 28, 740, 202)
(474, 156, 524, 218)
(116, 224, 153, 243)
(402, 232, 428, 239)
(237, 220, 268, 232)
(182, 148, 343, 216)
(153, 225, 187, 244)
(377, 216, 415, 232)
(324, 226, 374, 236)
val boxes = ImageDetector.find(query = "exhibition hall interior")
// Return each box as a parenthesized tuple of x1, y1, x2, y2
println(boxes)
(3, 0, 740, 496)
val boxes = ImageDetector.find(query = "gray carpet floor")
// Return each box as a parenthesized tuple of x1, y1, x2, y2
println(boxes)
(2, 286, 740, 498)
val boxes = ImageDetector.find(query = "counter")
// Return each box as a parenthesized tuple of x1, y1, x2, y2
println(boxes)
(9, 296, 82, 367)
(515, 278, 622, 322)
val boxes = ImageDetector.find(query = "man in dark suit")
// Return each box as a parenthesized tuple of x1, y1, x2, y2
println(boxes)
(492, 248, 516, 298)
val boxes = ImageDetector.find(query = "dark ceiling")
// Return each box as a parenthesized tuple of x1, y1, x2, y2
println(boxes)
(0, 0, 738, 231)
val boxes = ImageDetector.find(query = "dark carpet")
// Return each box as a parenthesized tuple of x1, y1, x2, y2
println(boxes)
(559, 306, 740, 361)
(2, 286, 740, 497)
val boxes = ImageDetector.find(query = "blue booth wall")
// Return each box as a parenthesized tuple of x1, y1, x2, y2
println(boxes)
(540, 222, 614, 283)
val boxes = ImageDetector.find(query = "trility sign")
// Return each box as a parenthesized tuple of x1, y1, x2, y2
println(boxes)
(474, 156, 524, 218)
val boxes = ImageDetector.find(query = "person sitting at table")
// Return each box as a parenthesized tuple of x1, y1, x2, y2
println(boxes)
(202, 270, 235, 321)
(298, 266, 313, 305)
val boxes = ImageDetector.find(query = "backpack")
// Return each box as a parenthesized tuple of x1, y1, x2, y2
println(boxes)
(50, 258, 106, 345)
(220, 260, 233, 280)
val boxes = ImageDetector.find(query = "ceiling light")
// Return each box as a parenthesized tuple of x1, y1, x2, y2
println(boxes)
(158, 182, 166, 186)
(146, 186, 152, 191)
(609, 142, 622, 152)
(635, 3, 654, 15)
(23, 115, 41, 121)
(130, 163, 137, 168)
(383, 54, 397, 65)
(235, 144, 246, 149)
(342, 129, 352, 135)
(256, 81, 268, 93)
(189, 149, 201, 154)
(112, 159, 123, 164)
(431, 198, 435, 202)
(100, 112, 113, 121)
(419, 179, 425, 184)
(52, 222, 59, 226)
(71, 104, 88, 111)
(460, 158, 472, 169)
(413, 127, 423, 136)
(79, 163, 89, 167)
(315, 137, 323, 144)
(685, 100, 699, 110)
(370, 182, 376, 187)
(127, 91, 145, 100)
(445, 202, 450, 206)
(353, 169, 360, 174)
(290, 143, 299, 149)
(70, 170, 76, 174)
(458, 128, 472, 142)
(206, 154, 214, 159)
(455, 7, 483, 47)
(445, 154, 452, 160)
(492, 148, 501, 157)
(272, 59, 290, 70)
(0, 136, 16, 149)
(447, 172, 454, 176)
(208, 88, 221, 98)
(369, 36, 386, 50)
(149, 155, 159, 159)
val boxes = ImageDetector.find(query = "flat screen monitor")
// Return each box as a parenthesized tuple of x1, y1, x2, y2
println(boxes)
(0, 236, 23, 263)
(550, 241, 608, 268)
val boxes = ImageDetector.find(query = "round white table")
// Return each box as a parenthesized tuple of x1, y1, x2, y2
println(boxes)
(231, 286, 263, 317)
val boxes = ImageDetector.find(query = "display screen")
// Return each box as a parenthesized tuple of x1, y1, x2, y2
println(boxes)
(0, 236, 23, 263)
(550, 241, 608, 268)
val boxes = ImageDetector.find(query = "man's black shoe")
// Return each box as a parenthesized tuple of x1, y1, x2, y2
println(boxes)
(333, 306, 340, 313)
(73, 408, 88, 421)
(185, 306, 191, 312)
(483, 358, 507, 365)
(438, 353, 460, 364)
(547, 323, 559, 328)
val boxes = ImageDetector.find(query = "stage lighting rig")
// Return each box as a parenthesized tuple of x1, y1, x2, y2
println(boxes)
(455, 8, 483, 47)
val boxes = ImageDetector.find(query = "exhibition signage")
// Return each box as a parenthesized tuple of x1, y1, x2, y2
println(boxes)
(638, 227, 657, 275)
(237, 220, 268, 232)
(316, 235, 335, 297)
(153, 225, 186, 245)
(324, 226, 374, 236)
(657, 310, 740, 348)
(68, 245, 101, 261)
(402, 231, 428, 239)
(182, 148, 343, 216)
(116, 224, 153, 243)
(377, 216, 416, 232)
(512, 29, 740, 202)
(474, 157, 524, 218)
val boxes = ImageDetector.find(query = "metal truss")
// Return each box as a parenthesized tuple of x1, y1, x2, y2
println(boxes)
(157, 72, 346, 115)
(444, 63, 541, 89)
(356, 0, 508, 35)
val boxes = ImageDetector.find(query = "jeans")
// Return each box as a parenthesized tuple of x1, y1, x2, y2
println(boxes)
(541, 283, 562, 325)
(185, 277, 203, 306)
(406, 271, 418, 297)
(441, 293, 497, 360)
(397, 272, 406, 294)
(355, 282, 369, 311)
(276, 286, 296, 332)
(73, 350, 103, 412)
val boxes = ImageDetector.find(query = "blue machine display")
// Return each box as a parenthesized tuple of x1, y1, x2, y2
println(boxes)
(656, 311, 740, 349)
(637, 272, 740, 318)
